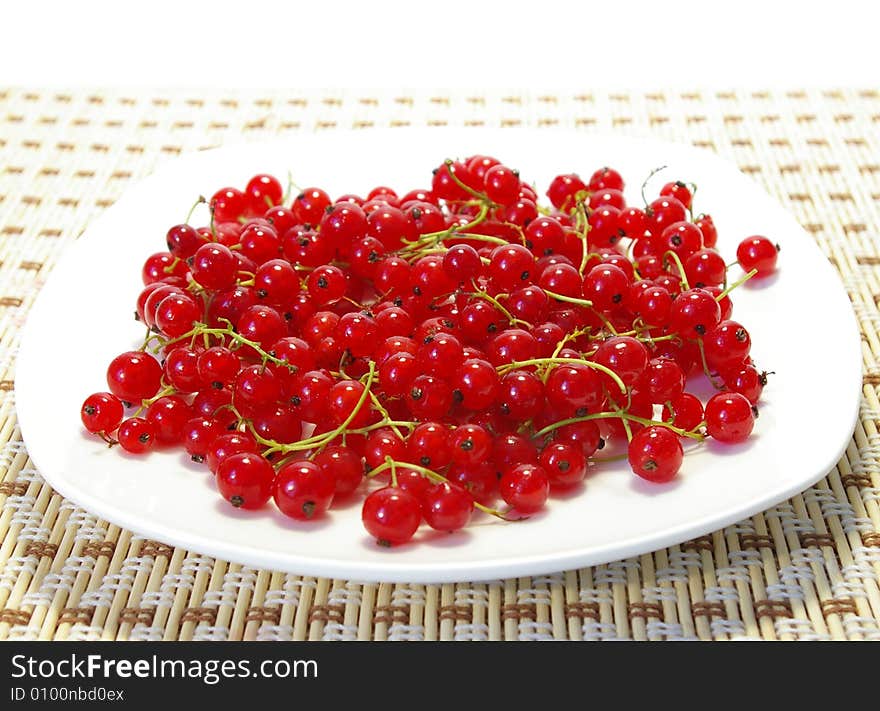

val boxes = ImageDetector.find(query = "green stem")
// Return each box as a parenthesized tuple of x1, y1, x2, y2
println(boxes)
(367, 459, 512, 520)
(405, 203, 491, 251)
(185, 195, 207, 224)
(443, 158, 489, 201)
(534, 411, 704, 441)
(715, 268, 758, 301)
(471, 290, 530, 328)
(132, 385, 176, 418)
(542, 290, 594, 308)
(640, 165, 668, 207)
(250, 362, 377, 456)
(497, 357, 627, 395)
(575, 202, 591, 274)
(163, 322, 293, 370)
(663, 250, 690, 291)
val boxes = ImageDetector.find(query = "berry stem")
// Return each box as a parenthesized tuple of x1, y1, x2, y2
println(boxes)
(443, 158, 488, 201)
(534, 411, 704, 441)
(715, 268, 758, 301)
(131, 385, 176, 418)
(405, 203, 493, 253)
(185, 195, 207, 225)
(663, 250, 691, 291)
(542, 290, 594, 309)
(640, 165, 668, 207)
(496, 357, 627, 394)
(471, 290, 531, 328)
(250, 361, 377, 456)
(694, 338, 725, 389)
(368, 458, 513, 520)
(575, 202, 592, 274)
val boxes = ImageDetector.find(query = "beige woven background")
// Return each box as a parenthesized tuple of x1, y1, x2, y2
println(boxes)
(0, 87, 878, 641)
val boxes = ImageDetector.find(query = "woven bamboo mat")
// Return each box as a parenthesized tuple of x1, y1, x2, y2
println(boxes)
(0, 87, 879, 641)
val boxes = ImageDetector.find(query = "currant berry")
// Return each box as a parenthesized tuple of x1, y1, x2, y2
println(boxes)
(498, 370, 545, 420)
(106, 351, 163, 403)
(592, 337, 649, 388)
(488, 244, 535, 291)
(451, 358, 501, 411)
(154, 293, 201, 338)
(406, 374, 453, 420)
(483, 164, 521, 205)
(546, 173, 587, 211)
(705, 392, 755, 443)
(736, 236, 779, 277)
(544, 363, 604, 417)
(216, 452, 275, 509)
(362, 486, 422, 545)
(245, 173, 283, 213)
(116, 417, 157, 454)
(661, 393, 704, 432)
(668, 288, 721, 337)
(588, 166, 624, 192)
(499, 463, 550, 514)
(206, 432, 259, 473)
(659, 180, 693, 209)
(307, 265, 347, 306)
(703, 320, 751, 373)
(274, 460, 335, 520)
(210, 187, 248, 223)
(724, 365, 767, 405)
(539, 442, 587, 488)
(81, 392, 124, 434)
(292, 187, 331, 224)
(583, 264, 630, 312)
(183, 416, 226, 461)
(627, 426, 683, 483)
(407, 421, 452, 469)
(422, 482, 474, 532)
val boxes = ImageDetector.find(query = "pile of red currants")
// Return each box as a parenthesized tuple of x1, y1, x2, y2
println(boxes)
(80, 157, 779, 546)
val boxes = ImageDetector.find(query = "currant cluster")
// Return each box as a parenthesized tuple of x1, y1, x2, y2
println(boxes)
(80, 158, 779, 546)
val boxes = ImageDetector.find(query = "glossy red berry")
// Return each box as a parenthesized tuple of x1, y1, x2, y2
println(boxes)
(245, 173, 283, 212)
(669, 288, 722, 338)
(362, 486, 422, 545)
(736, 236, 779, 277)
(592, 337, 649, 388)
(483, 164, 521, 205)
(583, 264, 630, 313)
(539, 442, 587, 488)
(313, 446, 364, 499)
(627, 426, 683, 483)
(145, 395, 193, 445)
(191, 243, 237, 291)
(81, 392, 124, 434)
(705, 392, 755, 443)
(661, 393, 704, 432)
(451, 359, 501, 410)
(106, 351, 163, 403)
(422, 483, 474, 532)
(547, 173, 587, 211)
(116, 417, 157, 454)
(211, 187, 248, 223)
(659, 180, 693, 209)
(292, 187, 331, 225)
(206, 432, 259, 473)
(545, 363, 604, 418)
(499, 463, 550, 514)
(216, 452, 275, 509)
(274, 460, 335, 520)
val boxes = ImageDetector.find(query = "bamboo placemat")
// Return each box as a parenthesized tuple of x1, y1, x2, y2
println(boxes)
(0, 87, 878, 641)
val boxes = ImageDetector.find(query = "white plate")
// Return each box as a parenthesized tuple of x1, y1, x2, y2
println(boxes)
(15, 129, 861, 583)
